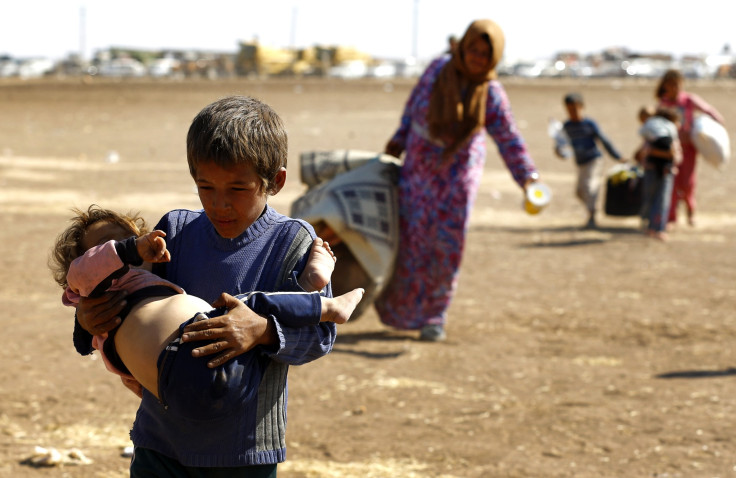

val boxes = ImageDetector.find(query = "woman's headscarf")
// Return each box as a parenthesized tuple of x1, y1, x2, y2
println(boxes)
(428, 19, 505, 155)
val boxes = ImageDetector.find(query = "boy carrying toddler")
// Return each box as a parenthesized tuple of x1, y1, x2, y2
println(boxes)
(72, 95, 346, 476)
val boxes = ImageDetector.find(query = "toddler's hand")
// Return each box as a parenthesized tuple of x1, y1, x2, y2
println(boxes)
(136, 230, 171, 263)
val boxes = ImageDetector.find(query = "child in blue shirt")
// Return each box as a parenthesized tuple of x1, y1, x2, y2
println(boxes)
(73, 96, 343, 476)
(557, 92, 625, 228)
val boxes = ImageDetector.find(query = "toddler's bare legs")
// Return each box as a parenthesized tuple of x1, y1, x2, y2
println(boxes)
(298, 237, 336, 292)
(320, 288, 365, 324)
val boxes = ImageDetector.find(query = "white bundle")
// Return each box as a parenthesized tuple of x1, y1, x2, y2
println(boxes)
(691, 114, 730, 170)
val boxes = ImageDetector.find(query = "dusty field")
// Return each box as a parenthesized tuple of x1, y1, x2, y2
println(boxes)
(0, 75, 734, 478)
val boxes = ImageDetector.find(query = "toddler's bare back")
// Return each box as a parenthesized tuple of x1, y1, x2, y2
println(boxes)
(114, 293, 212, 397)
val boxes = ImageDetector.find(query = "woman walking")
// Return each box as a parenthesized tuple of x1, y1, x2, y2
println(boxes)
(375, 19, 540, 341)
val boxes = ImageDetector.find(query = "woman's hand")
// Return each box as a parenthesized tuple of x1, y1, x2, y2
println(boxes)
(76, 291, 127, 335)
(181, 292, 277, 368)
(522, 172, 540, 193)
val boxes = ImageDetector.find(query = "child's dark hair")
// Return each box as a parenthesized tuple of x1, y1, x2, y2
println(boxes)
(564, 92, 583, 105)
(656, 69, 683, 99)
(186, 95, 288, 195)
(49, 205, 148, 289)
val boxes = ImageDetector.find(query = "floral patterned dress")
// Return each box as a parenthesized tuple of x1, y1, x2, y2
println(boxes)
(374, 55, 538, 330)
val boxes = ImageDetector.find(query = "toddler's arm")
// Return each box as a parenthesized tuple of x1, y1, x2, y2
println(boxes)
(67, 240, 134, 298)
(66, 232, 169, 299)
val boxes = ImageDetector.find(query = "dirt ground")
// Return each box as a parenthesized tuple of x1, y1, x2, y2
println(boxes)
(0, 75, 734, 478)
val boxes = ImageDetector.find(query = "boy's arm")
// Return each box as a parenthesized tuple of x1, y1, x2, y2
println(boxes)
(592, 120, 622, 160)
(179, 291, 336, 368)
(181, 225, 337, 367)
(181, 292, 278, 368)
(264, 245, 336, 365)
(267, 319, 336, 365)
(599, 135, 623, 160)
(75, 292, 127, 339)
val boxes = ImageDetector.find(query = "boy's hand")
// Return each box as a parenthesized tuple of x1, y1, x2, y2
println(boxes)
(136, 230, 171, 263)
(181, 292, 277, 368)
(76, 291, 127, 335)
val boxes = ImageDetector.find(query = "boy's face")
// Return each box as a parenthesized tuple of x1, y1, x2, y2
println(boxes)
(194, 161, 272, 239)
(565, 102, 582, 121)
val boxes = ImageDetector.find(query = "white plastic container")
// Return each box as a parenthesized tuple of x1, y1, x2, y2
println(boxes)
(548, 118, 571, 159)
(523, 182, 552, 215)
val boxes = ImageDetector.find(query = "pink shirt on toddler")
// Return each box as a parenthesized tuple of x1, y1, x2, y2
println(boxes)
(62, 239, 184, 380)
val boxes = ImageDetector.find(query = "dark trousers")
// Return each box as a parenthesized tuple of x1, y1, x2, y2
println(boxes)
(130, 447, 277, 478)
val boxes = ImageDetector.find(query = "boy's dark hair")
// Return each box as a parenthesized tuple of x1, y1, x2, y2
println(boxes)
(186, 95, 288, 195)
(564, 93, 583, 105)
(49, 205, 148, 289)
(654, 106, 680, 124)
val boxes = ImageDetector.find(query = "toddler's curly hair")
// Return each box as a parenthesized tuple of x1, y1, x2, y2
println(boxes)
(49, 205, 148, 289)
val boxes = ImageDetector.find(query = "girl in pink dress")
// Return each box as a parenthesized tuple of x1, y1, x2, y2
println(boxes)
(656, 69, 725, 226)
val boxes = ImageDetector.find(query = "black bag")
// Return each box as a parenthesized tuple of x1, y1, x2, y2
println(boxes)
(604, 166, 643, 217)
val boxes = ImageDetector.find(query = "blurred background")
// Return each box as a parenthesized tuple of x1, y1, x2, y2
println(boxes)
(2, 0, 736, 80)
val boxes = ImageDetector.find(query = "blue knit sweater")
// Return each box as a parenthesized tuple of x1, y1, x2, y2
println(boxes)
(130, 205, 336, 467)
(563, 118, 622, 165)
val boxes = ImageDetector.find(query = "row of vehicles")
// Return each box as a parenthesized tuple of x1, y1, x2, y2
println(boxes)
(2, 45, 734, 80)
